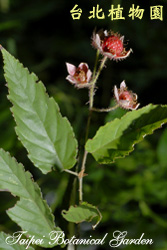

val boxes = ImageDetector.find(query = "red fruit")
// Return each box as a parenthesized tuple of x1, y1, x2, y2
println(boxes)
(102, 35, 124, 56)
(92, 30, 132, 60)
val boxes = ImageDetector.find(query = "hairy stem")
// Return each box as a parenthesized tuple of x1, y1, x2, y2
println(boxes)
(78, 55, 108, 203)
(78, 150, 88, 203)
(91, 104, 119, 112)
(85, 109, 92, 143)
(89, 56, 108, 109)
(92, 50, 100, 77)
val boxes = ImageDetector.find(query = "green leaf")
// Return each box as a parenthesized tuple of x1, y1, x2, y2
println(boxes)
(0, 232, 35, 250)
(0, 149, 62, 248)
(105, 99, 127, 123)
(1, 47, 78, 174)
(62, 202, 102, 229)
(86, 104, 167, 164)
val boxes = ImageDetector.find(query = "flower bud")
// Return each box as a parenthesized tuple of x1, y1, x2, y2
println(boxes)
(114, 81, 140, 110)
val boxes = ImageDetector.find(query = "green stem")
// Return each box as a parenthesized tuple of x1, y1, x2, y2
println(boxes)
(64, 169, 78, 177)
(89, 56, 108, 109)
(92, 50, 100, 78)
(78, 55, 108, 203)
(84, 52, 100, 142)
(65, 54, 109, 203)
(79, 150, 88, 203)
(91, 104, 119, 112)
(85, 109, 92, 143)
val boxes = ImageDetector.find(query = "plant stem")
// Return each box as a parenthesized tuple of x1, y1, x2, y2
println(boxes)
(85, 55, 108, 141)
(92, 50, 100, 77)
(78, 55, 108, 203)
(85, 109, 92, 143)
(78, 150, 88, 203)
(91, 104, 119, 112)
(89, 56, 108, 109)
(64, 169, 78, 176)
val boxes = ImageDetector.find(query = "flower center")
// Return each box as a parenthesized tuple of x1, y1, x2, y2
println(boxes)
(119, 91, 133, 102)
(74, 69, 87, 83)
(102, 36, 124, 55)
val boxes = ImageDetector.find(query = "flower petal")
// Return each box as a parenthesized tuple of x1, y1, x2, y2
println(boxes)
(66, 63, 76, 76)
(92, 33, 101, 51)
(66, 75, 78, 84)
(132, 103, 140, 110)
(104, 30, 108, 36)
(87, 69, 92, 82)
(120, 36, 124, 43)
(114, 85, 119, 101)
(103, 51, 115, 60)
(78, 62, 88, 69)
(120, 80, 126, 89)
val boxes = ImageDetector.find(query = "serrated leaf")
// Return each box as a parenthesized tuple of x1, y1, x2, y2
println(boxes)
(1, 47, 78, 173)
(0, 149, 62, 248)
(62, 202, 102, 229)
(86, 104, 167, 164)
(0, 232, 35, 250)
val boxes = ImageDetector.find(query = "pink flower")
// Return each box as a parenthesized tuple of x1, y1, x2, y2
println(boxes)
(114, 81, 140, 110)
(92, 30, 132, 61)
(66, 62, 92, 88)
